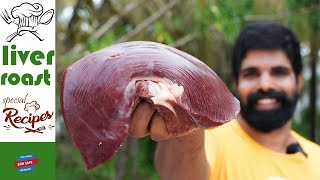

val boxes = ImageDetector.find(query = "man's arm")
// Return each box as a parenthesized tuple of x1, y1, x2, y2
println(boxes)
(131, 101, 210, 179)
(155, 130, 210, 180)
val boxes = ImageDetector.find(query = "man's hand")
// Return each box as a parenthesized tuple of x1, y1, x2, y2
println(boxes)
(130, 101, 171, 141)
(130, 100, 210, 179)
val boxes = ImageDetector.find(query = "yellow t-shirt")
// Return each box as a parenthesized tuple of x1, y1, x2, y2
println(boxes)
(205, 120, 320, 180)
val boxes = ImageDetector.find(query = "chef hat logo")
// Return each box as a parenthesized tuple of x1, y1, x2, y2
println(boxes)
(24, 101, 41, 112)
(1, 2, 54, 42)
(12, 3, 43, 18)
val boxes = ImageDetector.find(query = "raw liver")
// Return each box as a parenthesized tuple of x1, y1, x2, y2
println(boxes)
(60, 41, 240, 169)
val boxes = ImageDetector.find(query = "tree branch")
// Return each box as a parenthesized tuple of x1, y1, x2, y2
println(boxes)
(170, 32, 197, 48)
(64, 0, 84, 51)
(245, 5, 320, 22)
(115, 0, 179, 44)
(93, 1, 144, 39)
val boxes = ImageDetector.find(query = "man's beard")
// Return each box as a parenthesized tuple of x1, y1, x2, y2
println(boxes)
(240, 90, 298, 133)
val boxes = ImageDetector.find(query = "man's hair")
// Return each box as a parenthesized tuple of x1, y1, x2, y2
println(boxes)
(231, 22, 302, 82)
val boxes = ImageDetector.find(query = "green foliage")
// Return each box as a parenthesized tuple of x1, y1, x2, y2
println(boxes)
(288, 0, 320, 144)
(191, 1, 214, 36)
(56, 143, 117, 180)
(292, 108, 312, 139)
(126, 137, 158, 180)
(287, 13, 311, 41)
(56, 137, 158, 180)
(171, 15, 184, 31)
(87, 32, 116, 52)
(61, 54, 80, 67)
(208, 0, 253, 42)
(57, 1, 320, 179)
(87, 27, 129, 52)
(153, 21, 174, 44)
(288, 0, 320, 30)
(292, 107, 320, 142)
(309, 9, 320, 30)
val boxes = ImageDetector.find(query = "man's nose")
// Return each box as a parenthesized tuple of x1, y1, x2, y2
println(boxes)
(258, 73, 275, 91)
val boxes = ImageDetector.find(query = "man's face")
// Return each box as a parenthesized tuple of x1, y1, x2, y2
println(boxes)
(236, 49, 302, 132)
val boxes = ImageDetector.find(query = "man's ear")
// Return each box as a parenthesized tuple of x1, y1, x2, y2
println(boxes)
(232, 79, 241, 100)
(297, 73, 303, 93)
(232, 79, 238, 90)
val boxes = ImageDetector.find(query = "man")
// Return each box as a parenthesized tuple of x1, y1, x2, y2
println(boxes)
(130, 22, 320, 179)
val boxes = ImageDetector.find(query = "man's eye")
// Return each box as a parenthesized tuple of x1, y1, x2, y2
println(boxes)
(272, 67, 290, 76)
(240, 67, 259, 78)
(242, 71, 258, 78)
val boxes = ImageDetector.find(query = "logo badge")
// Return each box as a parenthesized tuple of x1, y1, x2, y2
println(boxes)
(1, 2, 54, 42)
(2, 94, 55, 134)
(14, 153, 38, 173)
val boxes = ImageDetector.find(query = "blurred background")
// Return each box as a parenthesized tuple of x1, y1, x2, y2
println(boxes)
(56, 0, 320, 179)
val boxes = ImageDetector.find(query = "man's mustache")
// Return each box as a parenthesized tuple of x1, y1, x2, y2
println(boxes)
(246, 90, 289, 109)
